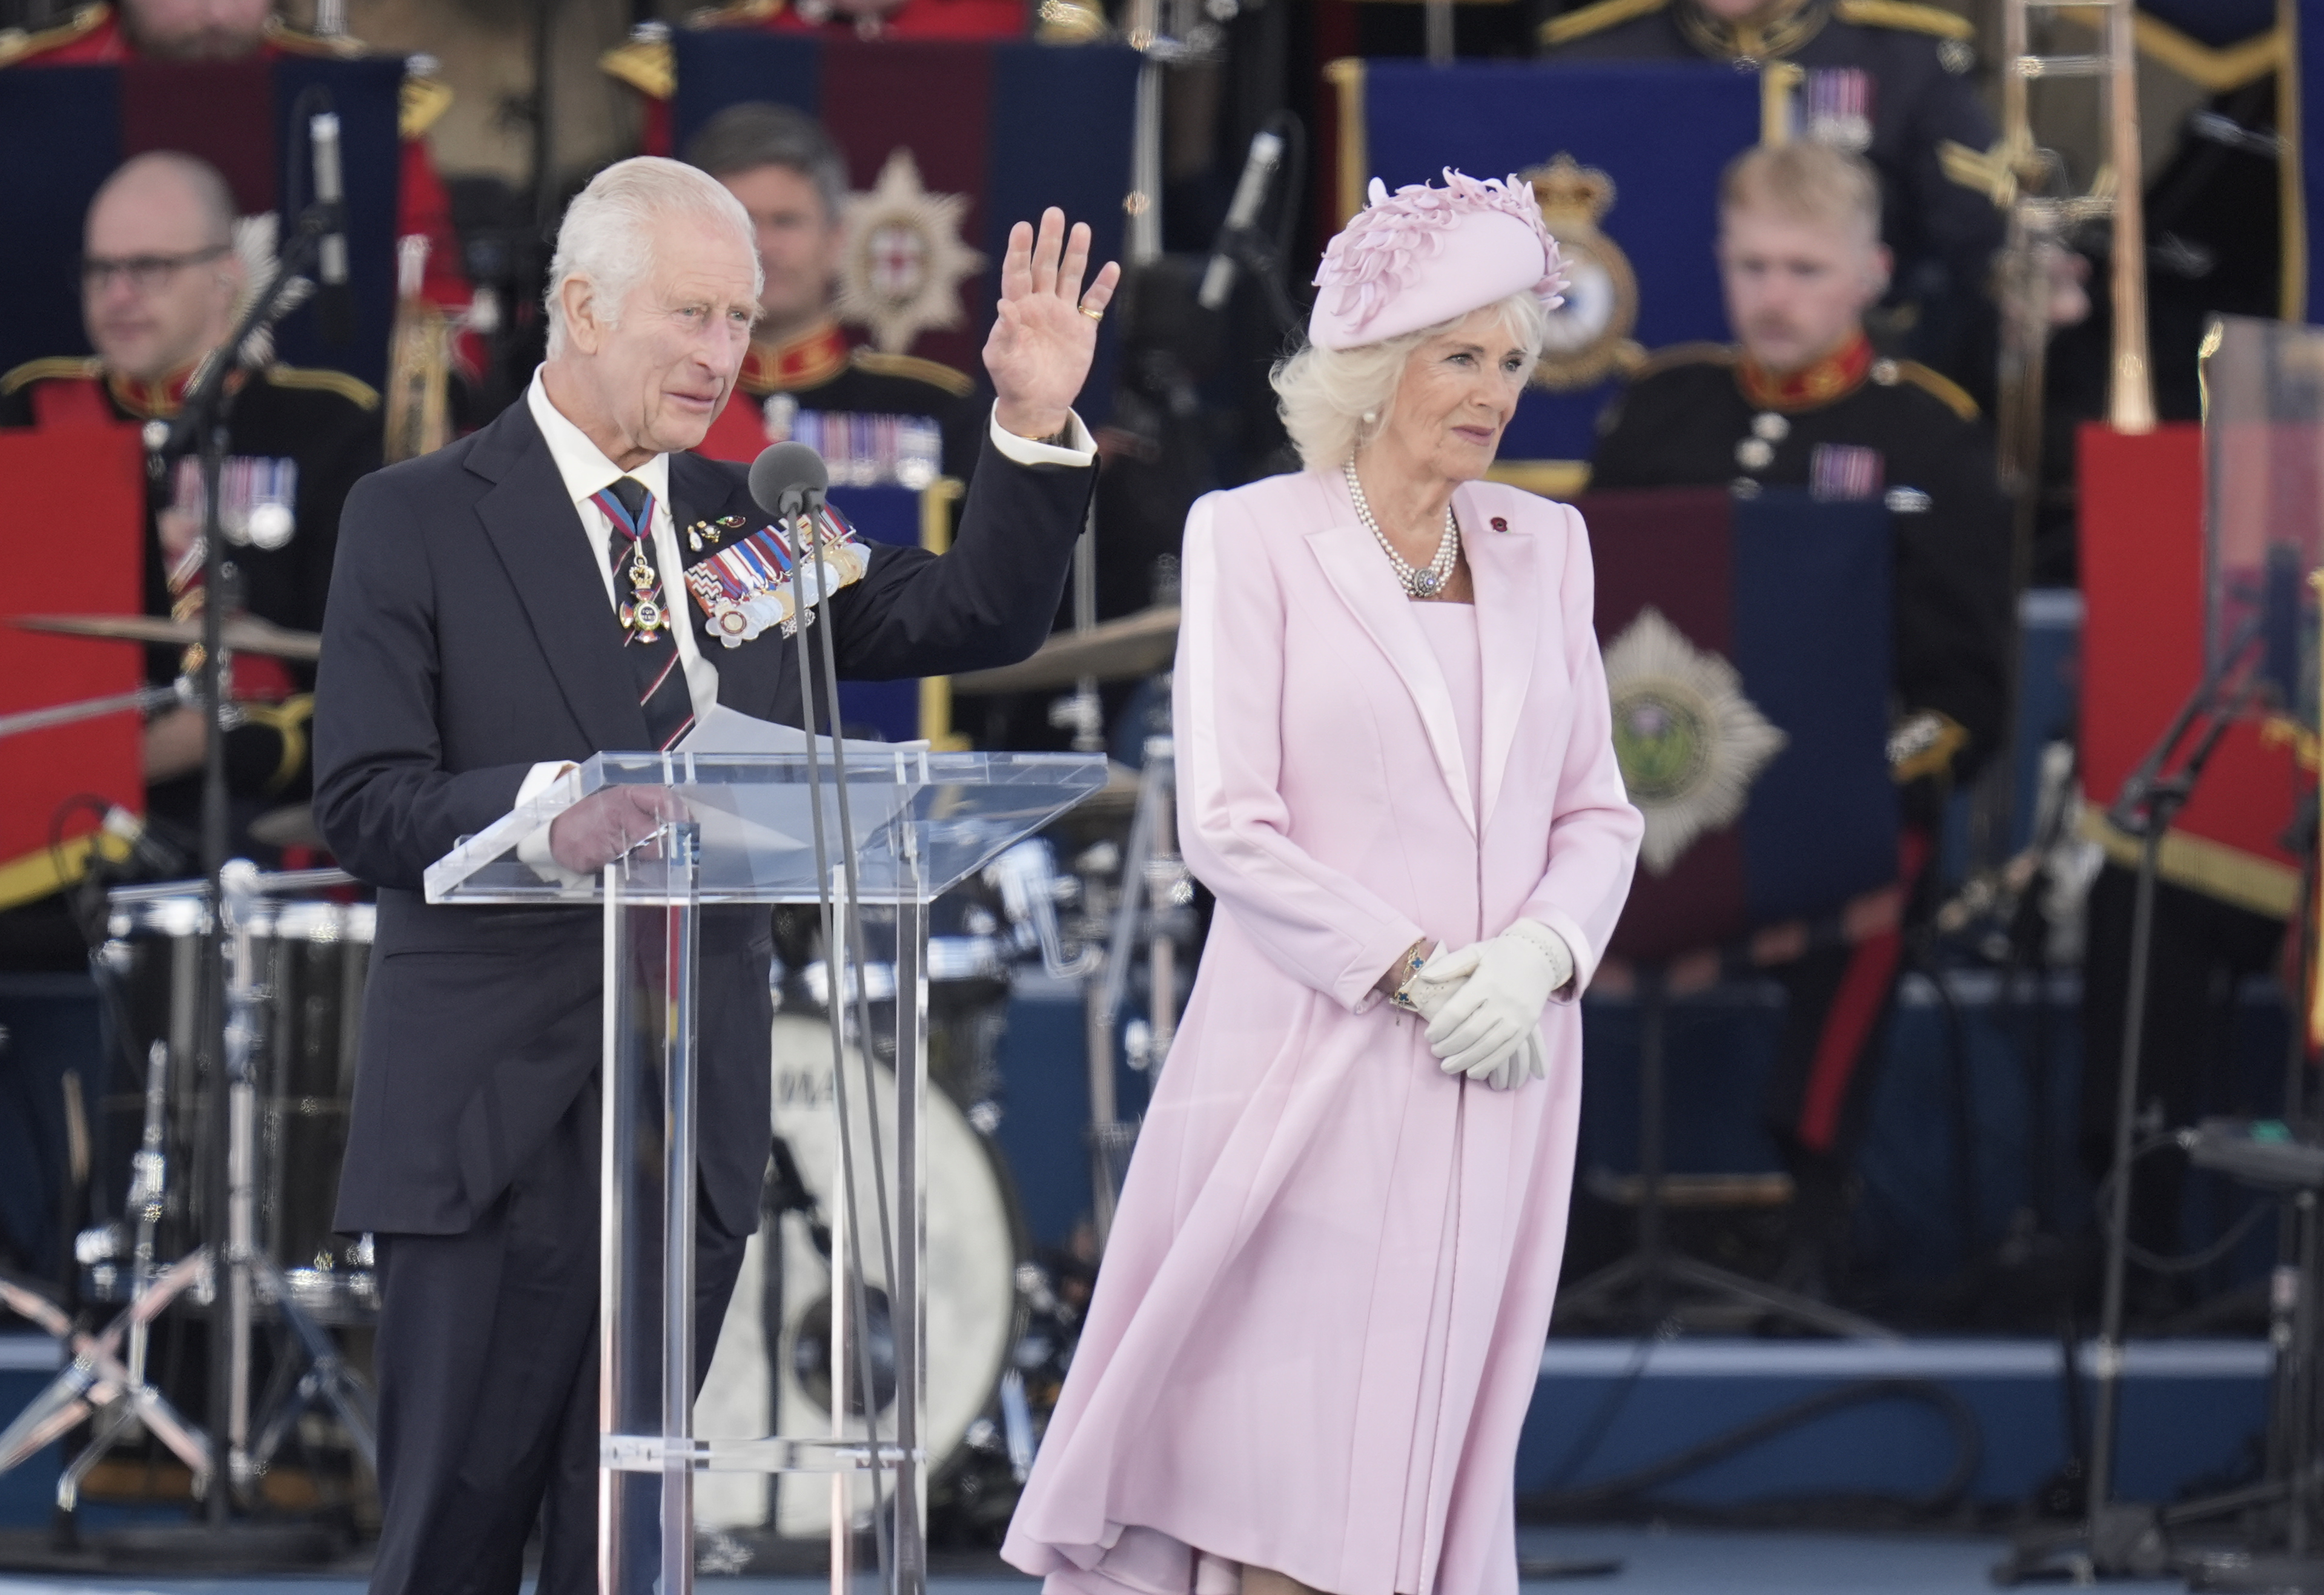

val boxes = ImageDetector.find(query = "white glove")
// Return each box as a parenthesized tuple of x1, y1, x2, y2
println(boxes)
(1410, 919, 1572, 1086)
(1481, 1029, 1548, 1092)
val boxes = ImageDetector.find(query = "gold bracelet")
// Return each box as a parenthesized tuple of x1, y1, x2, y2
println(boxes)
(1387, 939, 1432, 1012)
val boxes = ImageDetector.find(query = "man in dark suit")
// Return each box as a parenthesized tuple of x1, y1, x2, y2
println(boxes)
(313, 154, 1117, 1593)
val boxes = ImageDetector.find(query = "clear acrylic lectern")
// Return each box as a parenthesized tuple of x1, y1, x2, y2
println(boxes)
(425, 748, 1109, 1594)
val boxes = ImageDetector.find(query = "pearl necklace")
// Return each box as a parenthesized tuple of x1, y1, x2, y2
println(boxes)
(1344, 462, 1459, 599)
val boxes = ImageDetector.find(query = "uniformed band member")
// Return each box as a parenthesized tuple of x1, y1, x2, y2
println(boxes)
(1541, 0, 2006, 391)
(0, 0, 472, 320)
(0, 153, 381, 864)
(681, 101, 985, 480)
(1591, 140, 2011, 1292)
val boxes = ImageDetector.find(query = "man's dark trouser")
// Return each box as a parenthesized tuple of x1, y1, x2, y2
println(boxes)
(365, 1086, 753, 1595)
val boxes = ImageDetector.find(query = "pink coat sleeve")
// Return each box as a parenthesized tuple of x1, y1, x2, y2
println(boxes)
(1174, 495, 1430, 1014)
(1519, 504, 1644, 997)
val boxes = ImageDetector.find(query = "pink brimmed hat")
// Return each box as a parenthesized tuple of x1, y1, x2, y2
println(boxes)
(1307, 169, 1568, 351)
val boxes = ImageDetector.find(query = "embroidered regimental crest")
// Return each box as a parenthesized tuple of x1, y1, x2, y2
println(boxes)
(835, 150, 988, 354)
(1603, 607, 1788, 874)
(683, 506, 870, 648)
(1521, 154, 1642, 393)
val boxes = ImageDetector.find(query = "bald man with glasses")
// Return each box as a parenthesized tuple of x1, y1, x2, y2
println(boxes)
(0, 151, 381, 945)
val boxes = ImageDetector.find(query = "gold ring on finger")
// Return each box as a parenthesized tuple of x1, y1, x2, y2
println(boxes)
(1079, 303, 1105, 322)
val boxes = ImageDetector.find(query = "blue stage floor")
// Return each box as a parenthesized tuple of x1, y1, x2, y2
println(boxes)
(0, 1528, 2191, 1594)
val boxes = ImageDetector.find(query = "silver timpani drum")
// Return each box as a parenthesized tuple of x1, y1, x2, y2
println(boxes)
(89, 877, 377, 1318)
(694, 1011, 1025, 1541)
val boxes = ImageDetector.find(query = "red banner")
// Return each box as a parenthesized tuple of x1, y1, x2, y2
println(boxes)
(2079, 422, 2303, 917)
(0, 423, 145, 902)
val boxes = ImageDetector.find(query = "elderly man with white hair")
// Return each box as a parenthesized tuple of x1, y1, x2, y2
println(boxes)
(313, 154, 1117, 1594)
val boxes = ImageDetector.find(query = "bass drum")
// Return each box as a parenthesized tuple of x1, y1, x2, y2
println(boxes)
(695, 1012, 1025, 1537)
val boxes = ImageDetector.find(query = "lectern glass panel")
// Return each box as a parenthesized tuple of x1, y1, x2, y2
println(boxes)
(428, 749, 1106, 1595)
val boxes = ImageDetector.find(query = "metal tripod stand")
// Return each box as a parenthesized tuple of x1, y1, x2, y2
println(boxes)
(1553, 966, 1897, 1340)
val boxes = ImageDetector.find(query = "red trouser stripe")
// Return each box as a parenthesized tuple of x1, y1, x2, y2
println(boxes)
(1796, 829, 1930, 1152)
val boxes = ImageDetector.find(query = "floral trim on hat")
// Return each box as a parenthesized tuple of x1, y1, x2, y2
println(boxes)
(1313, 169, 1570, 340)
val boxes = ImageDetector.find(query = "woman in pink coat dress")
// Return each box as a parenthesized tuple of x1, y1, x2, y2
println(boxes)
(1002, 170, 1644, 1595)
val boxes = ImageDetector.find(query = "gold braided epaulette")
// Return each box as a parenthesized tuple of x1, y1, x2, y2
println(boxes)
(599, 35, 673, 98)
(1832, 0, 1975, 42)
(0, 355, 101, 397)
(1538, 0, 1666, 48)
(1629, 340, 1736, 381)
(262, 15, 367, 57)
(1876, 357, 1979, 421)
(401, 73, 453, 139)
(0, 2, 108, 67)
(266, 365, 382, 411)
(850, 349, 976, 400)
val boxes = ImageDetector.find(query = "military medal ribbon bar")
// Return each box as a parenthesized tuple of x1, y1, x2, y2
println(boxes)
(681, 506, 870, 649)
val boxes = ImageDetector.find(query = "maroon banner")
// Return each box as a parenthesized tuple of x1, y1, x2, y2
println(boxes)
(120, 58, 277, 214)
(1583, 487, 1750, 962)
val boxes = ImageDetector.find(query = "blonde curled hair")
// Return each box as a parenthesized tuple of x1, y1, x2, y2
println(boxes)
(1268, 291, 1549, 472)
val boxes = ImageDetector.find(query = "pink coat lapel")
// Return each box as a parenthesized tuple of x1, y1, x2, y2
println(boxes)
(1455, 482, 1540, 832)
(1303, 487, 1478, 836)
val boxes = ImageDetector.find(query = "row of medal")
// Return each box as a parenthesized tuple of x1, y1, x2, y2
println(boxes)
(682, 505, 870, 649)
(762, 394, 944, 490)
(162, 454, 299, 550)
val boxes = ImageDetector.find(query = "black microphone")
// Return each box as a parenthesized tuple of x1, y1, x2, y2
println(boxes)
(310, 110, 354, 346)
(749, 440, 830, 522)
(1198, 128, 1286, 311)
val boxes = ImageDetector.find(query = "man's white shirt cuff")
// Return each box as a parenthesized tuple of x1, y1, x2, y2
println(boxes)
(988, 406, 1096, 467)
(514, 760, 581, 880)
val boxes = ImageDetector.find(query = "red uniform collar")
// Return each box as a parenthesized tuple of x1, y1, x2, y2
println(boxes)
(1735, 331, 1873, 414)
(738, 320, 850, 396)
(105, 361, 243, 420)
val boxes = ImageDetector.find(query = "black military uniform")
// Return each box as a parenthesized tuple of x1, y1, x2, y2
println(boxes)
(1541, 0, 2005, 395)
(0, 355, 382, 864)
(705, 317, 986, 483)
(1591, 333, 2011, 1290)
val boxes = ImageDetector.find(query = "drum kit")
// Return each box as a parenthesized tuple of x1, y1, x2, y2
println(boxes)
(0, 864, 378, 1522)
(0, 595, 1196, 1554)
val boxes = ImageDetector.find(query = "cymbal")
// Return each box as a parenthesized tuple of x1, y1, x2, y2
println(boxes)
(951, 606, 1179, 696)
(249, 804, 323, 851)
(13, 613, 322, 662)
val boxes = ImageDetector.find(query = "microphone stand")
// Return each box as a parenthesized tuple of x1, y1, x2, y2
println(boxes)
(1997, 614, 2271, 1584)
(150, 183, 342, 1538)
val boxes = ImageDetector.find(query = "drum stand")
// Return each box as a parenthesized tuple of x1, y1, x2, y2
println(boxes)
(0, 1026, 213, 1504)
(0, 1255, 213, 1503)
(213, 863, 378, 1491)
(0, 867, 380, 1521)
(144, 145, 351, 1539)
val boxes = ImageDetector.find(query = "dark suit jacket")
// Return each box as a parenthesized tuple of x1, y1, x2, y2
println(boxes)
(315, 397, 1091, 1238)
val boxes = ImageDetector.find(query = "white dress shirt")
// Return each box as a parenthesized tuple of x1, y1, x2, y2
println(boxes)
(512, 366, 1095, 821)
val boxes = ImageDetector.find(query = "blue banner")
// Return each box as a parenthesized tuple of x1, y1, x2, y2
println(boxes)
(1584, 486, 1895, 961)
(0, 58, 402, 391)
(673, 33, 1137, 418)
(1351, 59, 1760, 466)
(829, 483, 925, 742)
